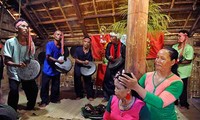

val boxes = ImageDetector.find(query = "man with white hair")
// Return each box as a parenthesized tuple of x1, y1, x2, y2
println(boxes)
(102, 32, 126, 102)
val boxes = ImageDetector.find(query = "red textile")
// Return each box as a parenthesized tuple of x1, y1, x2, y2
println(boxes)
(91, 34, 110, 60)
(0, 43, 2, 49)
(146, 32, 164, 59)
(110, 41, 121, 60)
(95, 64, 107, 86)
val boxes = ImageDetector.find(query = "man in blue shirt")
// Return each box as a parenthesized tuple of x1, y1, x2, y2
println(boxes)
(39, 30, 64, 107)
(74, 37, 94, 101)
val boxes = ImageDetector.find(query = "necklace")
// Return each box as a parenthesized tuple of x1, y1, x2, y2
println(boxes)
(119, 97, 135, 110)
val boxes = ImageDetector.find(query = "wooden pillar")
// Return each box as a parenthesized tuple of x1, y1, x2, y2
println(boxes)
(125, 0, 149, 79)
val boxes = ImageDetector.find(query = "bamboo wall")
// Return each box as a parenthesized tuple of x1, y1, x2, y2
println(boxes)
(189, 38, 200, 97)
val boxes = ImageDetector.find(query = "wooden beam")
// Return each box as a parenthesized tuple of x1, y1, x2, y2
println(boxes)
(84, 12, 121, 19)
(111, 0, 116, 23)
(37, 12, 121, 24)
(168, 26, 191, 29)
(26, 0, 51, 5)
(32, 1, 110, 12)
(168, 0, 175, 16)
(192, 0, 198, 11)
(42, 3, 58, 30)
(17, 1, 47, 40)
(92, 0, 100, 32)
(57, 0, 74, 37)
(71, 0, 88, 37)
(126, 0, 149, 79)
(183, 12, 192, 29)
(157, 1, 194, 6)
(0, 27, 16, 33)
(189, 0, 200, 37)
(29, 7, 49, 37)
(189, 13, 200, 37)
(0, 3, 5, 37)
(161, 7, 198, 12)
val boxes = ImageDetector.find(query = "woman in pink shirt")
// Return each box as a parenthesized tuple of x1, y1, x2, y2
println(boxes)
(103, 73, 150, 120)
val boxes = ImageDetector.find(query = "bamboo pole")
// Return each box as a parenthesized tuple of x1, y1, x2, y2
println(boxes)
(125, 0, 149, 79)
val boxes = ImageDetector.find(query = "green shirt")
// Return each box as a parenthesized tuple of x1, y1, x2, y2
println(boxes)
(139, 72, 183, 120)
(3, 37, 35, 81)
(172, 44, 194, 78)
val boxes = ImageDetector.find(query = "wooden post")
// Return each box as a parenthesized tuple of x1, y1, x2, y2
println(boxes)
(125, 0, 149, 79)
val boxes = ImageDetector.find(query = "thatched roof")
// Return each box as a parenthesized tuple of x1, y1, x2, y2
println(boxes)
(0, 0, 200, 46)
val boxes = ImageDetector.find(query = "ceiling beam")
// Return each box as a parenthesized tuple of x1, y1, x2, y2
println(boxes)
(92, 0, 100, 32)
(189, 0, 200, 37)
(37, 12, 121, 24)
(168, 0, 175, 16)
(189, 13, 200, 37)
(183, 12, 192, 29)
(71, 0, 88, 37)
(18, 1, 47, 40)
(111, 0, 116, 23)
(42, 3, 58, 30)
(25, 0, 51, 6)
(161, 7, 200, 12)
(29, 7, 49, 37)
(57, 0, 74, 37)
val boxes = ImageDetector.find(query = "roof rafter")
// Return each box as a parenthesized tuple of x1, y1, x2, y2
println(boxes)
(57, 0, 74, 37)
(111, 0, 116, 23)
(37, 12, 121, 24)
(18, 1, 47, 40)
(71, 0, 88, 37)
(189, 0, 200, 37)
(25, 0, 51, 6)
(167, 0, 175, 16)
(92, 0, 100, 32)
(183, 12, 192, 29)
(42, 3, 58, 30)
(29, 7, 49, 37)
(189, 13, 200, 37)
(162, 7, 200, 12)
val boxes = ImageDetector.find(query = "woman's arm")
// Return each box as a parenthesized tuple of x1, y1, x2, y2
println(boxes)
(103, 96, 113, 120)
(120, 73, 183, 108)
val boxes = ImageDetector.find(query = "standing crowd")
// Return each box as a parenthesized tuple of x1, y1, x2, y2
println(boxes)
(0, 18, 194, 120)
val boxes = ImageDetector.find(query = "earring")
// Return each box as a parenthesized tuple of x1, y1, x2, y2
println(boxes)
(125, 93, 131, 100)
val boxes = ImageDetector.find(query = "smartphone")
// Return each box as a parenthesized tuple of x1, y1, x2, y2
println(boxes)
(123, 73, 132, 78)
(118, 72, 132, 78)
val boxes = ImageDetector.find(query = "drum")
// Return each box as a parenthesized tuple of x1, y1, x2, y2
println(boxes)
(108, 56, 124, 70)
(55, 56, 72, 73)
(17, 60, 41, 80)
(80, 62, 96, 76)
(38, 51, 46, 65)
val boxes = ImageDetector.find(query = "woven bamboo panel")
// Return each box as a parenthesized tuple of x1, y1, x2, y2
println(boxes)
(189, 57, 200, 98)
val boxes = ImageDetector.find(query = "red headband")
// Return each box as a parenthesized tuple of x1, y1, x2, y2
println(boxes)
(16, 21, 34, 56)
(15, 21, 26, 28)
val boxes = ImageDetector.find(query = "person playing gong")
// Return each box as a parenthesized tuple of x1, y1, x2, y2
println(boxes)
(3, 18, 38, 111)
(102, 32, 126, 102)
(39, 30, 65, 107)
(74, 36, 94, 101)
